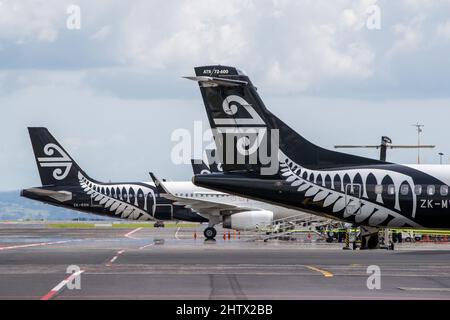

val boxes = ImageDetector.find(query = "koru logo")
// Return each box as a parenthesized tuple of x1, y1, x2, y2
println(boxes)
(37, 143, 73, 180)
(214, 95, 265, 126)
(214, 95, 268, 157)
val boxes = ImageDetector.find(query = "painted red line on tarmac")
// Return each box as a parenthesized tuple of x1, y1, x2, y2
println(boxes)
(124, 227, 142, 239)
(0, 240, 72, 251)
(44, 294, 450, 300)
(40, 290, 58, 301)
(40, 270, 84, 300)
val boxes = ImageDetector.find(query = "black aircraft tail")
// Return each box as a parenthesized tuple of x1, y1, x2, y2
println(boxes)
(191, 149, 224, 175)
(191, 159, 211, 175)
(28, 127, 93, 186)
(205, 149, 223, 173)
(187, 65, 384, 175)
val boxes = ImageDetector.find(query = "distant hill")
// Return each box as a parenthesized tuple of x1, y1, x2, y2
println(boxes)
(0, 191, 114, 221)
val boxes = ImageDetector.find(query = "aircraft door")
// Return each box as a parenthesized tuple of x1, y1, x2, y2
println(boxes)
(345, 184, 362, 216)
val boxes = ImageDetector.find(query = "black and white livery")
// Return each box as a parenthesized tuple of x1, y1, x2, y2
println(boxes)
(189, 65, 450, 233)
(21, 128, 208, 223)
(190, 150, 223, 175)
(149, 152, 326, 240)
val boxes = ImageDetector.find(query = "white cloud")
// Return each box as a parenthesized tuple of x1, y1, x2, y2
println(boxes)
(342, 9, 359, 28)
(401, 0, 437, 12)
(1, 0, 450, 98)
(0, 0, 65, 43)
(389, 16, 425, 55)
(90, 25, 112, 41)
(437, 20, 450, 40)
(115, 0, 252, 69)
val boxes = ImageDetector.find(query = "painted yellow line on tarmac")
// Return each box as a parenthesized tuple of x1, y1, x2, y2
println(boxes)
(306, 266, 334, 278)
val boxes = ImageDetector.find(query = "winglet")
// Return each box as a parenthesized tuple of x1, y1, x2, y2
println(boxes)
(149, 172, 168, 194)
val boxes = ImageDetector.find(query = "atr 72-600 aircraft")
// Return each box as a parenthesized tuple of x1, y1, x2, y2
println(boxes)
(151, 154, 326, 240)
(188, 65, 450, 247)
(21, 128, 207, 224)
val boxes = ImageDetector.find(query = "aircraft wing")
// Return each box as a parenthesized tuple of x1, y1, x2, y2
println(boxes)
(149, 172, 252, 215)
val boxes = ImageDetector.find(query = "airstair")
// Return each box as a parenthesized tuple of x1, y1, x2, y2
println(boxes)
(251, 215, 334, 242)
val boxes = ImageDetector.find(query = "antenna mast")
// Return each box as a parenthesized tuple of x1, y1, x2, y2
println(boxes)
(412, 123, 425, 164)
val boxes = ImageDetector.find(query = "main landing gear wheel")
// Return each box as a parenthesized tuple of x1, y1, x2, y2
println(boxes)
(204, 227, 217, 240)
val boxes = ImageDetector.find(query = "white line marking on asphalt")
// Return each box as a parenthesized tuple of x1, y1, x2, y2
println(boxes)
(0, 240, 72, 251)
(139, 243, 154, 250)
(175, 227, 181, 240)
(124, 227, 142, 239)
(106, 249, 126, 266)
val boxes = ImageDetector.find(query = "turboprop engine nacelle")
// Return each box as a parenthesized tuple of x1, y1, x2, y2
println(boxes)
(222, 210, 274, 231)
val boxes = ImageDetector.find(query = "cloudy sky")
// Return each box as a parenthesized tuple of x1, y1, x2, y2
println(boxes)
(1, 0, 450, 191)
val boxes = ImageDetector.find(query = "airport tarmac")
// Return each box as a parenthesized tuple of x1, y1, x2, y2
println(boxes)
(0, 223, 450, 300)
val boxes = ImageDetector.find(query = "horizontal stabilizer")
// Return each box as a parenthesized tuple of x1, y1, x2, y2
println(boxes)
(183, 76, 247, 87)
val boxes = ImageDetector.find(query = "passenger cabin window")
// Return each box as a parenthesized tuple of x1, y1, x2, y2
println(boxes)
(375, 185, 383, 195)
(440, 185, 448, 196)
(400, 185, 409, 196)
(427, 185, 435, 196)
(414, 185, 422, 195)
(387, 184, 395, 195)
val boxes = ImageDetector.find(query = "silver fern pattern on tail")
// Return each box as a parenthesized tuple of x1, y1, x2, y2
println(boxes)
(78, 172, 156, 221)
(278, 152, 421, 228)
